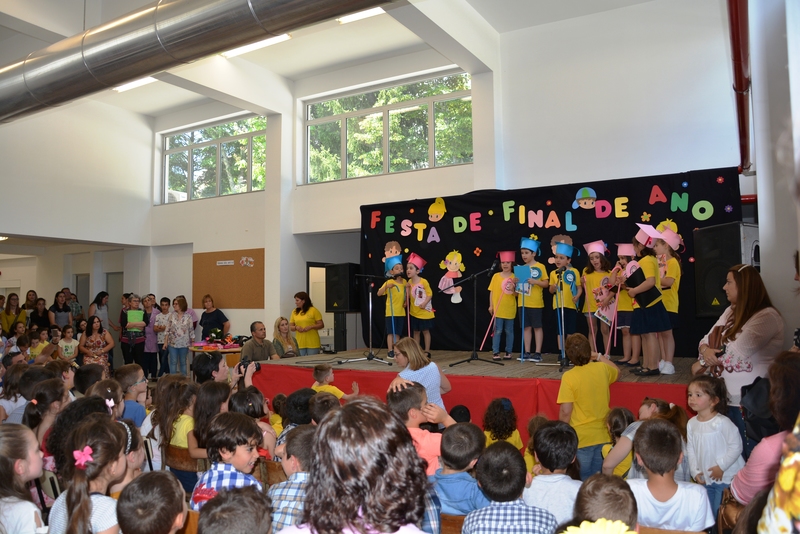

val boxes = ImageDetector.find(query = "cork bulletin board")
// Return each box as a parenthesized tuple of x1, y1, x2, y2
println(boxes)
(192, 248, 264, 309)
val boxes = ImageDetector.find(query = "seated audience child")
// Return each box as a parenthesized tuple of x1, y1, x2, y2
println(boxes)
(188, 381, 231, 461)
(87, 379, 125, 420)
(449, 404, 471, 423)
(463, 441, 557, 534)
(0, 424, 47, 533)
(115, 364, 148, 428)
(275, 388, 316, 449)
(483, 397, 524, 450)
(601, 407, 634, 478)
(109, 419, 145, 499)
(428, 422, 490, 515)
(270, 393, 286, 435)
(117, 471, 187, 534)
(628, 418, 714, 532)
(524, 414, 550, 475)
(310, 364, 358, 400)
(157, 380, 199, 492)
(44, 359, 77, 401)
(522, 421, 583, 525)
(190, 412, 263, 511)
(198, 486, 272, 534)
(269, 424, 316, 532)
(45, 396, 110, 476)
(280, 396, 429, 534)
(228, 386, 277, 457)
(6, 367, 56, 424)
(0, 363, 29, 417)
(308, 391, 340, 424)
(386, 381, 456, 475)
(74, 364, 105, 397)
(566, 473, 638, 531)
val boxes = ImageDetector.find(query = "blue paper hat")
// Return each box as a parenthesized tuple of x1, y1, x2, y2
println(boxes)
(385, 254, 403, 275)
(520, 236, 540, 254)
(555, 242, 577, 258)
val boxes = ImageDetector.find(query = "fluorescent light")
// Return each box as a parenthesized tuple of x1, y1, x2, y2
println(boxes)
(337, 7, 385, 24)
(0, 237, 8, 241)
(113, 77, 157, 92)
(221, 34, 291, 58)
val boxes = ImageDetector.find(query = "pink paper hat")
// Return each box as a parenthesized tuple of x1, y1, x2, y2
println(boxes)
(659, 227, 684, 251)
(407, 252, 427, 271)
(616, 243, 636, 257)
(635, 223, 660, 248)
(498, 251, 516, 262)
(583, 240, 607, 256)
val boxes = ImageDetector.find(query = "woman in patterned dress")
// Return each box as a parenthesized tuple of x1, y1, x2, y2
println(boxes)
(78, 315, 115, 378)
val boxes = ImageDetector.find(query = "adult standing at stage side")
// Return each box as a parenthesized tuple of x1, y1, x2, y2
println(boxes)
(199, 294, 230, 340)
(290, 292, 324, 356)
(387, 337, 451, 412)
(240, 321, 278, 361)
(695, 264, 783, 458)
(165, 296, 195, 376)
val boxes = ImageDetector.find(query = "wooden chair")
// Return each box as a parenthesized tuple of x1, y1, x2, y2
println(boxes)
(176, 509, 200, 534)
(638, 527, 706, 534)
(164, 445, 201, 472)
(265, 460, 288, 486)
(440, 513, 465, 534)
(143, 438, 155, 471)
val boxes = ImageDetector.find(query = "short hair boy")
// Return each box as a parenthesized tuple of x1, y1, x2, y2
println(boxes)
(118, 471, 187, 534)
(386, 382, 456, 475)
(521, 421, 582, 525)
(449, 404, 471, 423)
(74, 363, 104, 395)
(190, 412, 263, 511)
(198, 486, 272, 534)
(573, 473, 638, 530)
(429, 423, 490, 515)
(6, 367, 56, 424)
(518, 235, 548, 362)
(628, 419, 714, 531)
(310, 364, 358, 401)
(463, 441, 557, 534)
(268, 424, 316, 532)
(547, 239, 583, 347)
(115, 363, 148, 427)
(276, 388, 316, 448)
(308, 391, 340, 424)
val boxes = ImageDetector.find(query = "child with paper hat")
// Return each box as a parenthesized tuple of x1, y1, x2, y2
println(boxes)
(625, 225, 672, 377)
(549, 238, 583, 353)
(488, 251, 518, 360)
(582, 240, 613, 354)
(377, 254, 406, 358)
(517, 235, 548, 362)
(609, 243, 638, 366)
(406, 252, 435, 357)
(651, 228, 683, 376)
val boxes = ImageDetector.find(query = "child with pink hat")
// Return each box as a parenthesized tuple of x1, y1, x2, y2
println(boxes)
(582, 240, 613, 354)
(651, 227, 684, 375)
(609, 243, 639, 366)
(406, 253, 435, 358)
(548, 239, 584, 353)
(488, 251, 518, 360)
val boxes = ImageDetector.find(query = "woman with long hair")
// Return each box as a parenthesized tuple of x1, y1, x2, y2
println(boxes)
(78, 316, 115, 378)
(0, 293, 26, 339)
(272, 316, 298, 357)
(164, 296, 194, 376)
(289, 292, 323, 356)
(48, 291, 73, 329)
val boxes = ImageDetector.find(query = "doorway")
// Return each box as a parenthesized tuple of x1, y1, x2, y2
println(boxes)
(106, 272, 124, 368)
(74, 274, 90, 322)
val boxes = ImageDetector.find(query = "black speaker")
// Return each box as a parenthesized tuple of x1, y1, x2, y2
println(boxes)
(694, 222, 759, 317)
(325, 263, 360, 313)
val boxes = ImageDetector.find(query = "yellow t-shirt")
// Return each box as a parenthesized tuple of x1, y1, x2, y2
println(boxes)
(488, 273, 518, 320)
(408, 278, 435, 320)
(270, 413, 283, 436)
(516, 261, 547, 309)
(582, 270, 611, 313)
(484, 429, 524, 450)
(602, 443, 633, 478)
(616, 286, 634, 312)
(524, 448, 537, 474)
(311, 384, 344, 399)
(631, 255, 663, 309)
(556, 362, 618, 448)
(549, 267, 582, 310)
(170, 414, 195, 448)
(290, 307, 323, 349)
(380, 279, 407, 318)
(660, 256, 681, 313)
(29, 342, 48, 359)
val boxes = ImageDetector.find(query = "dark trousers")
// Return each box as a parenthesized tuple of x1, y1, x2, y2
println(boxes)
(141, 351, 158, 379)
(122, 341, 144, 366)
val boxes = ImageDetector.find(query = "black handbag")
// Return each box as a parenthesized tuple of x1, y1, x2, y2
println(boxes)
(740, 376, 780, 443)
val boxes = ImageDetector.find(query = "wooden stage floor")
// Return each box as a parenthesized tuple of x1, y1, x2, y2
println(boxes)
(261, 349, 695, 386)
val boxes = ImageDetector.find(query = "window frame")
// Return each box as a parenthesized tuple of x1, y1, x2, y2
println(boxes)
(303, 70, 472, 184)
(161, 114, 267, 204)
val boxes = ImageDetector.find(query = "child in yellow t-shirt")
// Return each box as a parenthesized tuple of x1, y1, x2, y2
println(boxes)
(517, 236, 548, 362)
(377, 255, 406, 358)
(549, 240, 583, 353)
(602, 407, 634, 478)
(406, 253, 435, 357)
(483, 397, 524, 450)
(581, 240, 613, 354)
(488, 251, 518, 360)
(653, 227, 682, 376)
(311, 363, 358, 401)
(609, 244, 638, 366)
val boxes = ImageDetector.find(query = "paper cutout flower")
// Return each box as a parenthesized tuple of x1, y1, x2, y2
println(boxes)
(546, 200, 552, 206)
(473, 248, 482, 256)
(725, 205, 733, 213)
(689, 257, 695, 263)
(717, 176, 725, 184)
(682, 181, 689, 188)
(409, 208, 414, 214)
(73, 446, 94, 469)
(640, 212, 651, 222)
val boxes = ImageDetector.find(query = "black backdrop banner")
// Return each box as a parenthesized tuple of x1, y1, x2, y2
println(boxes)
(359, 167, 742, 357)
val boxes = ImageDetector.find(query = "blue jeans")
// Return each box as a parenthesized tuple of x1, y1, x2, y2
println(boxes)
(577, 444, 604, 481)
(492, 318, 514, 354)
(706, 481, 728, 520)
(168, 346, 188, 376)
(158, 343, 169, 376)
(299, 348, 320, 356)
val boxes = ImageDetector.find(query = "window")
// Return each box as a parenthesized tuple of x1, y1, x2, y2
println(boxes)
(305, 73, 472, 183)
(163, 116, 267, 203)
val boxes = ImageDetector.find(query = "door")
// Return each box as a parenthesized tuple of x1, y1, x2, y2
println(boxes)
(106, 272, 124, 368)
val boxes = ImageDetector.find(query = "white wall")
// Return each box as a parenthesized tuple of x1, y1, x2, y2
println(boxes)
(0, 257, 37, 296)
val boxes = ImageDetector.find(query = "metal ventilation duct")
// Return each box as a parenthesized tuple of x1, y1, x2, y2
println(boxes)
(0, 0, 387, 123)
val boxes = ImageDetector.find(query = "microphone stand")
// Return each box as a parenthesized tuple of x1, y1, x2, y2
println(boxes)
(337, 273, 391, 366)
(556, 268, 569, 372)
(448, 267, 504, 368)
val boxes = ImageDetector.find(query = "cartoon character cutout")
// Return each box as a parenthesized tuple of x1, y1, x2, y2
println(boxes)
(439, 250, 465, 304)
(428, 198, 447, 222)
(572, 187, 597, 209)
(548, 234, 573, 265)
(382, 241, 401, 264)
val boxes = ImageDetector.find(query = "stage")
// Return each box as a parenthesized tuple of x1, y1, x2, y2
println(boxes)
(251, 350, 694, 438)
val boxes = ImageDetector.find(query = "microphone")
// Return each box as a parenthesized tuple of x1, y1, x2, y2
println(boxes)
(556, 266, 567, 273)
(488, 258, 499, 277)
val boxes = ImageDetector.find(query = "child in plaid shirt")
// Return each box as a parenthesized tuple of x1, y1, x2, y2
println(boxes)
(190, 412, 264, 511)
(269, 424, 316, 532)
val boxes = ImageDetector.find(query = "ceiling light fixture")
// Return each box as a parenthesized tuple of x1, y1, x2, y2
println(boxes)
(113, 77, 157, 92)
(337, 7, 385, 24)
(221, 34, 291, 58)
(0, 236, 8, 241)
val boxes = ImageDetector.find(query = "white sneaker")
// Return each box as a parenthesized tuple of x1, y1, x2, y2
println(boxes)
(661, 361, 675, 375)
(658, 360, 665, 371)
